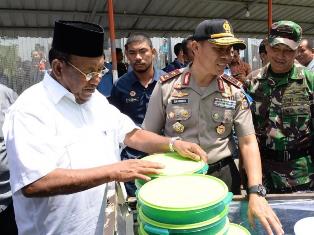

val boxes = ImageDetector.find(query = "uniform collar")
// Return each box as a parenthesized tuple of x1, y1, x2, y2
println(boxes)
(179, 66, 220, 96)
(129, 65, 164, 85)
(43, 72, 77, 104)
(262, 64, 300, 87)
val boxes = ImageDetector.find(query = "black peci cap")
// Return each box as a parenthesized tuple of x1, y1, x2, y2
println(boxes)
(193, 19, 246, 50)
(52, 20, 104, 57)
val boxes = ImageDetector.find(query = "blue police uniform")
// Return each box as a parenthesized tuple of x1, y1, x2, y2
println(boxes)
(108, 66, 165, 196)
(97, 62, 113, 97)
(163, 59, 186, 73)
(109, 66, 165, 126)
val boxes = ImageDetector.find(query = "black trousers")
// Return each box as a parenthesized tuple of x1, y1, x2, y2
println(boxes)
(0, 202, 18, 235)
(207, 157, 241, 195)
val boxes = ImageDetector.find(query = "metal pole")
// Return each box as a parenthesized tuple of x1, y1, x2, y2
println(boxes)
(268, 0, 272, 33)
(107, 0, 118, 82)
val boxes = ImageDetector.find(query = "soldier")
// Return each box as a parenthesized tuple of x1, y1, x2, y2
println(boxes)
(143, 19, 284, 235)
(247, 21, 314, 194)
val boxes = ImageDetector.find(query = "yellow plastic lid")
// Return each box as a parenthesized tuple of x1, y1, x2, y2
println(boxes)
(142, 152, 207, 176)
(138, 174, 228, 211)
(227, 223, 251, 235)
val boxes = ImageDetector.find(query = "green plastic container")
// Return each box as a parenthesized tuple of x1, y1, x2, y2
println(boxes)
(138, 174, 232, 224)
(138, 206, 229, 235)
(227, 223, 251, 235)
(136, 152, 208, 189)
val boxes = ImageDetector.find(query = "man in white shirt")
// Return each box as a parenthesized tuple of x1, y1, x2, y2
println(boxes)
(2, 20, 206, 235)
(296, 38, 314, 71)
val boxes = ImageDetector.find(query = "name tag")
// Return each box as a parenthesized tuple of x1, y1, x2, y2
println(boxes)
(171, 99, 189, 104)
(214, 98, 236, 109)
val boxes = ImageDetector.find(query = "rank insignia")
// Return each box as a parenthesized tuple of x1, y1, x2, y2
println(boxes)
(221, 83, 232, 98)
(217, 78, 225, 92)
(168, 112, 175, 119)
(171, 90, 189, 98)
(174, 82, 182, 89)
(216, 123, 225, 135)
(212, 113, 220, 121)
(173, 121, 185, 133)
(241, 99, 249, 110)
(183, 72, 191, 85)
(129, 90, 136, 97)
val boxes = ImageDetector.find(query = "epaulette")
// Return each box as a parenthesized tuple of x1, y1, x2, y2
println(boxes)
(159, 68, 184, 84)
(220, 74, 243, 89)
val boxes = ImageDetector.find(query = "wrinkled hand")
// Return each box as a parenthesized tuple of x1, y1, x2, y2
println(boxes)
(173, 140, 207, 162)
(248, 194, 284, 235)
(111, 159, 164, 182)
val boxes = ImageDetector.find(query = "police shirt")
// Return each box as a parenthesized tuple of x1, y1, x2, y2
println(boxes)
(143, 67, 255, 164)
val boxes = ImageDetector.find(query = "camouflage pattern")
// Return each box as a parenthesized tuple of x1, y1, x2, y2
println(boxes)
(247, 64, 314, 193)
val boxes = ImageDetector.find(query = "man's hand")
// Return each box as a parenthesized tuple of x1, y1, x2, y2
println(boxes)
(109, 159, 164, 182)
(173, 140, 207, 162)
(248, 194, 284, 235)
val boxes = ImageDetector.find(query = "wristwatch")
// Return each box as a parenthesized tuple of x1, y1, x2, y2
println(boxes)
(169, 137, 181, 152)
(247, 184, 267, 197)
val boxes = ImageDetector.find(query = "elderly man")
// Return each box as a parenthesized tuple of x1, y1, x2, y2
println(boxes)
(143, 19, 284, 235)
(247, 21, 314, 194)
(2, 20, 206, 235)
(296, 38, 314, 71)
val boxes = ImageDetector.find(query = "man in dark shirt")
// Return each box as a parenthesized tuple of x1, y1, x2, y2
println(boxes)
(116, 48, 128, 77)
(163, 43, 186, 72)
(109, 34, 165, 196)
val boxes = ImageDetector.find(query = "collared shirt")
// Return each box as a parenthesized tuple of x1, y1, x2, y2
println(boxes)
(229, 60, 252, 83)
(143, 66, 255, 164)
(109, 67, 165, 126)
(2, 72, 136, 235)
(0, 84, 17, 212)
(307, 58, 314, 71)
(163, 59, 186, 73)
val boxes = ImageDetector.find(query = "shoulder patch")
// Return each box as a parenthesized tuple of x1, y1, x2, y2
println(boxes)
(220, 74, 243, 88)
(160, 68, 184, 84)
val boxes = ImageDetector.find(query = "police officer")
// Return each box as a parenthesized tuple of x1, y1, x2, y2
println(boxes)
(143, 19, 283, 234)
(143, 19, 284, 235)
(246, 21, 314, 194)
(108, 34, 165, 196)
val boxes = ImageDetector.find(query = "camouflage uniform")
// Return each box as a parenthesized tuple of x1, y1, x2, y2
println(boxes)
(247, 64, 314, 193)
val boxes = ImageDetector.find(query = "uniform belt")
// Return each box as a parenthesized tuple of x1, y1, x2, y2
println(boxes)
(207, 156, 234, 173)
(262, 149, 311, 162)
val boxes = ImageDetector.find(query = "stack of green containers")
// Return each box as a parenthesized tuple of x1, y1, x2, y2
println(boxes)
(135, 152, 208, 190)
(136, 153, 251, 235)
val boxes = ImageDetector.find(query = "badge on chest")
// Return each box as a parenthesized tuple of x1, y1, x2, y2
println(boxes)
(214, 98, 236, 109)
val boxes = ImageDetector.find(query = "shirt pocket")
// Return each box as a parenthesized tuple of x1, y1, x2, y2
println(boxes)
(210, 108, 234, 137)
(64, 128, 118, 169)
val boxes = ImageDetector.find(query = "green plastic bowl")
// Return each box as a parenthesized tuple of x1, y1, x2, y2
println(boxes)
(138, 207, 229, 235)
(135, 152, 208, 189)
(138, 175, 232, 224)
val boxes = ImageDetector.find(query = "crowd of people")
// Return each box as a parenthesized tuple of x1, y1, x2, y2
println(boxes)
(0, 16, 313, 235)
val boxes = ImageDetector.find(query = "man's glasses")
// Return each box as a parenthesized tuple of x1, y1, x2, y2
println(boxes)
(66, 61, 109, 81)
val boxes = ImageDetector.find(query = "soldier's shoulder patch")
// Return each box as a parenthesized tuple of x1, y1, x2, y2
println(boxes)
(160, 68, 184, 84)
(220, 74, 243, 89)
